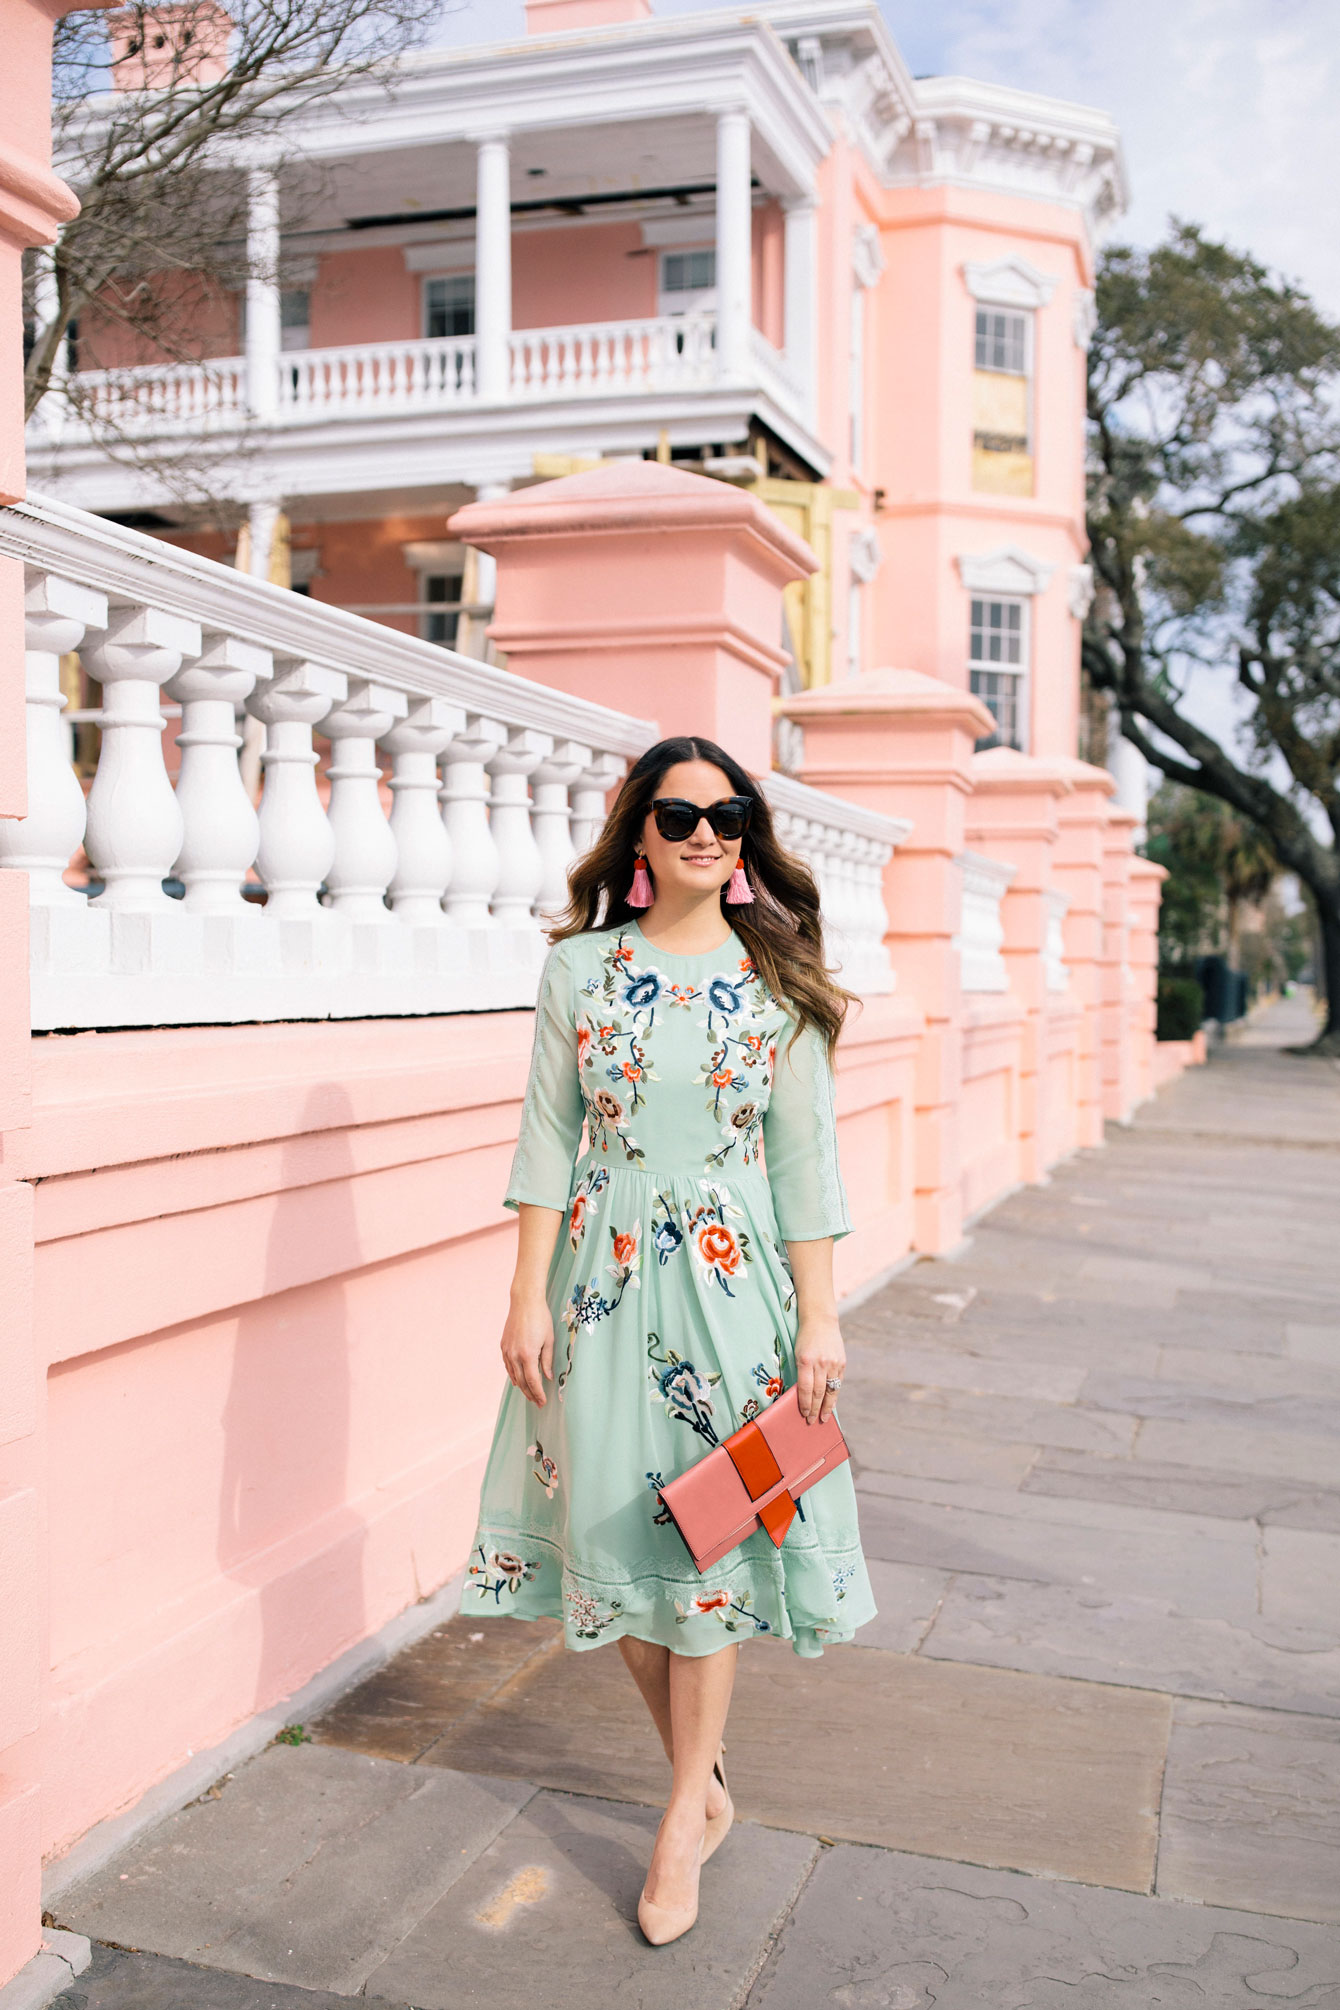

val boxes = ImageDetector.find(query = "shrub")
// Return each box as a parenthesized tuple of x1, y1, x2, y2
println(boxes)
(1157, 975, 1205, 1042)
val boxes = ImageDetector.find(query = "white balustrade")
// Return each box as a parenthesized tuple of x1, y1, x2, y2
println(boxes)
(323, 679, 407, 920)
(0, 572, 106, 904)
(246, 661, 346, 918)
(955, 851, 1017, 994)
(1044, 888, 1071, 995)
(488, 729, 553, 930)
(167, 635, 272, 913)
(532, 740, 592, 922)
(441, 717, 506, 929)
(0, 497, 904, 1029)
(384, 698, 465, 923)
(35, 312, 775, 447)
(762, 774, 908, 996)
(82, 605, 201, 910)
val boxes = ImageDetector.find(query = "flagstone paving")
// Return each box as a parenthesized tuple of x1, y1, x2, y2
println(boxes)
(47, 999, 1340, 2007)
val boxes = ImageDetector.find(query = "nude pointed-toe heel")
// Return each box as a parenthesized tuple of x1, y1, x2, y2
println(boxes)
(701, 1748, 733, 1865)
(637, 1827, 704, 1946)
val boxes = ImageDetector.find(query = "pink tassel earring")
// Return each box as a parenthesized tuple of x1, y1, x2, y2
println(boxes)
(627, 853, 654, 908)
(725, 862, 754, 905)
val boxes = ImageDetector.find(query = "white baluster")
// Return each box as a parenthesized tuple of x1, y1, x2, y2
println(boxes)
(441, 716, 505, 926)
(384, 697, 466, 923)
(488, 728, 553, 929)
(82, 604, 201, 910)
(166, 633, 273, 912)
(323, 678, 408, 921)
(246, 660, 345, 916)
(531, 739, 592, 922)
(0, 572, 107, 903)
(570, 751, 626, 855)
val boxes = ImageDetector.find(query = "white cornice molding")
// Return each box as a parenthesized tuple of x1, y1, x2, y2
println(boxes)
(851, 222, 885, 290)
(888, 74, 1127, 236)
(963, 255, 1056, 311)
(956, 545, 1056, 597)
(848, 524, 881, 583)
(404, 240, 476, 274)
(640, 213, 718, 249)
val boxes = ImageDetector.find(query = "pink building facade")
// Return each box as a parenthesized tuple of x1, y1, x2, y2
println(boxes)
(0, 3, 1190, 1998)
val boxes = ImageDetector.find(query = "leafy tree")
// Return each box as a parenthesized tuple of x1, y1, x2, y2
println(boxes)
(1085, 222, 1340, 1052)
(24, 0, 446, 434)
(1144, 781, 1277, 969)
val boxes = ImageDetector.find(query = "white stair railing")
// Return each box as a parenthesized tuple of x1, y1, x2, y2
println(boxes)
(0, 493, 654, 1029)
(763, 773, 908, 996)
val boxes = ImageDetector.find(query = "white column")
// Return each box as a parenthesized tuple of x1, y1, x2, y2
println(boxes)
(475, 134, 513, 403)
(441, 716, 505, 926)
(488, 727, 552, 930)
(82, 606, 201, 910)
(323, 679, 407, 920)
(715, 107, 752, 383)
(166, 635, 272, 912)
(531, 740, 592, 922)
(245, 660, 345, 917)
(245, 166, 281, 423)
(384, 697, 465, 923)
(0, 573, 107, 902)
(1108, 730, 1149, 841)
(782, 195, 817, 424)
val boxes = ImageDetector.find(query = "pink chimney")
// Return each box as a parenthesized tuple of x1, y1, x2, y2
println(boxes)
(108, 3, 233, 90)
(524, 0, 652, 31)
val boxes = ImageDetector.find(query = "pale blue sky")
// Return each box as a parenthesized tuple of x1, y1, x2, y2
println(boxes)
(442, 0, 1340, 314)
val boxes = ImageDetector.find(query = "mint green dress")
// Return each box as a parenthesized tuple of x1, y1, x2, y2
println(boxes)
(460, 921, 876, 1656)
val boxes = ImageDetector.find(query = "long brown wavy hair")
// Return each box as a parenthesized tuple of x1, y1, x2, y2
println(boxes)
(550, 735, 851, 1052)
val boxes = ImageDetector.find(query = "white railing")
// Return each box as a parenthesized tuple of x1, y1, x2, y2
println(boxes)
(509, 315, 717, 400)
(57, 356, 247, 432)
(279, 337, 477, 416)
(955, 850, 1017, 994)
(38, 309, 816, 439)
(1044, 887, 1071, 995)
(765, 773, 907, 997)
(0, 497, 902, 1032)
(0, 494, 653, 1030)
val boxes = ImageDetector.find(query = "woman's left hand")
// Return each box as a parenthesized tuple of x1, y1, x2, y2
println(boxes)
(794, 1315, 846, 1425)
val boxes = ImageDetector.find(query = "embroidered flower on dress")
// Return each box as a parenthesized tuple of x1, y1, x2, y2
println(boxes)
(468, 1544, 540, 1603)
(566, 1586, 625, 1640)
(527, 1439, 560, 1498)
(831, 1563, 857, 1602)
(672, 1587, 772, 1633)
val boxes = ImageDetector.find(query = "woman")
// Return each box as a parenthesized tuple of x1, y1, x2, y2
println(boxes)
(461, 735, 876, 1944)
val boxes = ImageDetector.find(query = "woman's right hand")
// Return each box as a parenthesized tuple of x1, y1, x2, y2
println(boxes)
(501, 1288, 554, 1407)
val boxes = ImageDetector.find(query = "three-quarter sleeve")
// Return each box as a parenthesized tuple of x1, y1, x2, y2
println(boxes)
(762, 1018, 853, 1242)
(504, 941, 586, 1213)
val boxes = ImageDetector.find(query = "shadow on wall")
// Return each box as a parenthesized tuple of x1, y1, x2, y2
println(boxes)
(218, 1083, 367, 1716)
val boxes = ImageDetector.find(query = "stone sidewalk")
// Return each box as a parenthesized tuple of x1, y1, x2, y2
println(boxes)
(45, 998, 1340, 2008)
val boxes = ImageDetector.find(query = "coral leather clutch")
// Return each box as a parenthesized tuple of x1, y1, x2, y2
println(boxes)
(657, 1386, 850, 1574)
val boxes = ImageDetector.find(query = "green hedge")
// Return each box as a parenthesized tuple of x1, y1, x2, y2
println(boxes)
(1157, 975, 1205, 1043)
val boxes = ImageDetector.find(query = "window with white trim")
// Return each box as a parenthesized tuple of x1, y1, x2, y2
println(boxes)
(972, 307, 1033, 495)
(968, 594, 1028, 750)
(420, 569, 464, 647)
(975, 308, 1028, 375)
(424, 274, 475, 339)
(658, 248, 716, 316)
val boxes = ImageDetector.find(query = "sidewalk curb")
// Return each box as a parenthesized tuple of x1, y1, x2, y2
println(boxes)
(42, 1568, 464, 1912)
(0, 1933, 91, 2010)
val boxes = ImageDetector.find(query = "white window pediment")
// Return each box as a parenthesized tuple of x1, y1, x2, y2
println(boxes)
(852, 223, 885, 291)
(404, 240, 475, 275)
(957, 546, 1056, 597)
(963, 256, 1057, 311)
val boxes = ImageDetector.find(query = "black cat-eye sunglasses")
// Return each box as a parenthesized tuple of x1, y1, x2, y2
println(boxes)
(650, 795, 755, 843)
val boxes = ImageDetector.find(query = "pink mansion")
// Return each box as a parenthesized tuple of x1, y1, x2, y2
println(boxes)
(29, 0, 1126, 765)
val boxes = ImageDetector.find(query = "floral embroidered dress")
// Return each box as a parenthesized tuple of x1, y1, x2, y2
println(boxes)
(460, 921, 877, 1657)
